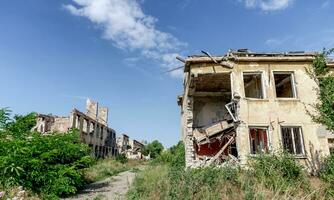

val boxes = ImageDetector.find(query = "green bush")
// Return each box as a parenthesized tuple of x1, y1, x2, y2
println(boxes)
(0, 109, 93, 198)
(0, 131, 93, 198)
(320, 154, 334, 197)
(154, 141, 185, 168)
(141, 140, 164, 159)
(248, 152, 309, 193)
(115, 153, 128, 164)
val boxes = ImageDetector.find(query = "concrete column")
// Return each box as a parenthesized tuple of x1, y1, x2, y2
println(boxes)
(236, 123, 249, 165)
(185, 96, 195, 168)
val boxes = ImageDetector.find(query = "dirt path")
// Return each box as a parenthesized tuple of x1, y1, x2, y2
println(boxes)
(63, 170, 136, 200)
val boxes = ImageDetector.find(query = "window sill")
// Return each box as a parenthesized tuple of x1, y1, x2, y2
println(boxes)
(274, 98, 300, 102)
(244, 98, 269, 102)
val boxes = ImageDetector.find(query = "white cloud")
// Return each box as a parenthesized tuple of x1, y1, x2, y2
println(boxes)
(243, 0, 294, 11)
(64, 0, 186, 77)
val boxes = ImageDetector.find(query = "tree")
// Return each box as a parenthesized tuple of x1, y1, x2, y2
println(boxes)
(142, 140, 164, 159)
(7, 112, 37, 139)
(0, 108, 11, 131)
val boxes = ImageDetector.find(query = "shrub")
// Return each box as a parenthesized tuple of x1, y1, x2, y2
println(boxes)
(141, 140, 164, 159)
(0, 130, 93, 198)
(320, 154, 334, 197)
(248, 152, 309, 193)
(115, 153, 128, 164)
(0, 109, 94, 198)
(154, 141, 185, 168)
(128, 150, 319, 200)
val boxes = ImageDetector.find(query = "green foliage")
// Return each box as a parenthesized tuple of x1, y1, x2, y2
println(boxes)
(248, 152, 309, 192)
(0, 108, 11, 131)
(0, 109, 94, 198)
(7, 112, 37, 139)
(311, 48, 334, 131)
(313, 48, 334, 76)
(315, 77, 334, 131)
(115, 153, 128, 164)
(320, 154, 334, 196)
(128, 144, 318, 200)
(154, 141, 185, 168)
(141, 140, 164, 159)
(84, 158, 129, 182)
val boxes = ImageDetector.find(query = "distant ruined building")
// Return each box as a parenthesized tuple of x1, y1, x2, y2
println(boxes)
(178, 49, 334, 169)
(32, 99, 117, 158)
(116, 134, 145, 159)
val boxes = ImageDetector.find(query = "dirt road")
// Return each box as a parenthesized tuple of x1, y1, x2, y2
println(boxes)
(63, 170, 136, 200)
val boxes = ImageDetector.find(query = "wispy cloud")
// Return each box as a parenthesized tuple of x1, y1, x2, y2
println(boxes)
(265, 30, 334, 51)
(241, 0, 295, 12)
(64, 0, 187, 78)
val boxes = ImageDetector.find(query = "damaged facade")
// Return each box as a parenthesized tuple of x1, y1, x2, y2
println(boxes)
(116, 134, 145, 159)
(33, 99, 117, 158)
(178, 49, 334, 168)
(127, 139, 145, 159)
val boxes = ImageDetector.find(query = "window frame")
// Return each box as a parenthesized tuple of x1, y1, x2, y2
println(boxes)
(280, 126, 305, 156)
(242, 71, 266, 99)
(272, 71, 298, 99)
(248, 126, 270, 155)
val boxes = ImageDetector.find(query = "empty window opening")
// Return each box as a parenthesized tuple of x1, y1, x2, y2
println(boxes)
(243, 73, 264, 99)
(274, 72, 296, 98)
(249, 127, 269, 154)
(281, 126, 305, 155)
(192, 73, 232, 128)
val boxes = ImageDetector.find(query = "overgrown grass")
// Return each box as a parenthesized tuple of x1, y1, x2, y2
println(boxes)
(319, 153, 334, 198)
(84, 158, 145, 183)
(127, 142, 332, 200)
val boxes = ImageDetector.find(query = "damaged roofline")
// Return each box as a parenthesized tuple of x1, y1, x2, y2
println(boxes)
(183, 50, 320, 72)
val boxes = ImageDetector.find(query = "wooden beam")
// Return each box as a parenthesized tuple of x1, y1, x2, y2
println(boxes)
(206, 134, 236, 166)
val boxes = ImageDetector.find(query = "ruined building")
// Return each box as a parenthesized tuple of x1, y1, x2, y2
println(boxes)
(178, 49, 334, 168)
(32, 99, 117, 158)
(116, 134, 145, 159)
(116, 134, 130, 154)
(127, 139, 145, 159)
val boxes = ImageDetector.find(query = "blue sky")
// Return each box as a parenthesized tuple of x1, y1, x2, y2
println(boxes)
(0, 0, 333, 147)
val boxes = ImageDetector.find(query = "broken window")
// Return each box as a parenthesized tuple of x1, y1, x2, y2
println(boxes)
(243, 72, 264, 99)
(249, 127, 269, 154)
(225, 101, 239, 122)
(274, 72, 296, 98)
(281, 126, 305, 155)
